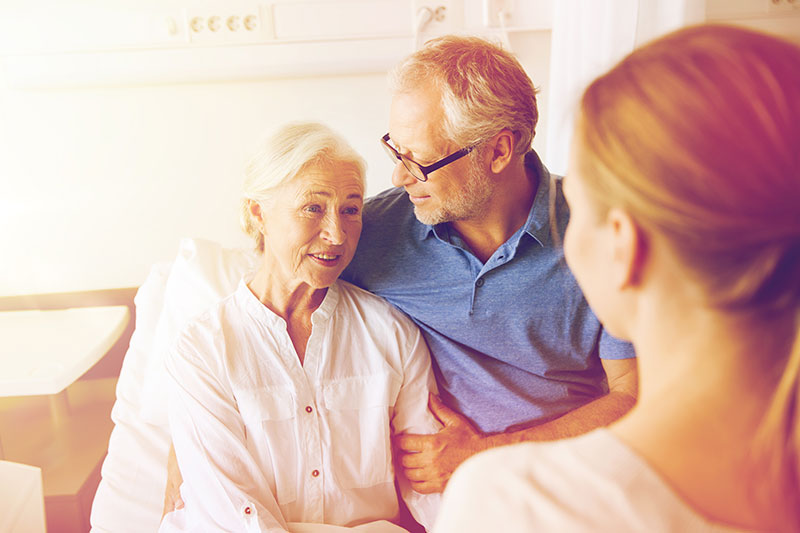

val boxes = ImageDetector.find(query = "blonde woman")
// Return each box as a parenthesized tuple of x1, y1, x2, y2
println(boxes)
(434, 25, 800, 532)
(160, 123, 439, 532)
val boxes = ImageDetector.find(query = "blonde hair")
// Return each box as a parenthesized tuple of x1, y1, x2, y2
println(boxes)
(389, 35, 538, 154)
(577, 25, 800, 527)
(240, 122, 366, 252)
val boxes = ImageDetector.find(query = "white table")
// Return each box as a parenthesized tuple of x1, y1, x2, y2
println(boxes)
(0, 305, 130, 397)
(0, 306, 130, 455)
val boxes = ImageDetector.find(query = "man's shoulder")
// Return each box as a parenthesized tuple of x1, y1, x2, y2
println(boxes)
(363, 187, 414, 221)
(357, 187, 421, 251)
(343, 187, 424, 289)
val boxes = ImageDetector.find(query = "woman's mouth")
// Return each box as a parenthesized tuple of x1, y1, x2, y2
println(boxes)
(309, 252, 342, 266)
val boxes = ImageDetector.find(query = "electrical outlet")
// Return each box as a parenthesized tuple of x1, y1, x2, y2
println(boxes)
(184, 4, 273, 44)
(411, 0, 464, 35)
(767, 0, 800, 11)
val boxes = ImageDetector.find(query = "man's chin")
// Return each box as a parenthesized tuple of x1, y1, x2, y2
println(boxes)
(413, 205, 447, 226)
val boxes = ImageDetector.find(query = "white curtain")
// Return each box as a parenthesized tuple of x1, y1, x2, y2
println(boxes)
(543, 0, 706, 176)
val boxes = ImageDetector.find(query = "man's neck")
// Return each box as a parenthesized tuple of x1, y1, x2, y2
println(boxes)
(451, 155, 538, 263)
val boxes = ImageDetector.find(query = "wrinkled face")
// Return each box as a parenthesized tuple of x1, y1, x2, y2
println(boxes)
(260, 161, 364, 290)
(388, 84, 494, 225)
(563, 139, 628, 339)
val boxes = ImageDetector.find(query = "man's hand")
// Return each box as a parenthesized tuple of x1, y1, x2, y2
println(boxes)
(393, 394, 488, 494)
(161, 443, 185, 519)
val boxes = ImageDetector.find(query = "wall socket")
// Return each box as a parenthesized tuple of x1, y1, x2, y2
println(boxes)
(768, 0, 800, 11)
(184, 5, 274, 44)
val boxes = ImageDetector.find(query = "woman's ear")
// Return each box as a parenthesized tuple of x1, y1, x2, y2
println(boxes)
(489, 129, 516, 174)
(248, 199, 265, 229)
(607, 207, 648, 290)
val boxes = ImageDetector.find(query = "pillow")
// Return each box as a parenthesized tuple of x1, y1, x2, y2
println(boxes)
(139, 238, 256, 426)
(92, 238, 255, 532)
(111, 260, 172, 421)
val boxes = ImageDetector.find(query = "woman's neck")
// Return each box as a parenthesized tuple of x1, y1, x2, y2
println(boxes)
(247, 262, 328, 366)
(612, 301, 787, 529)
(248, 261, 326, 321)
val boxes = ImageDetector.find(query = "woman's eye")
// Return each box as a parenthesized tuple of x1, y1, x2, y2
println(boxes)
(342, 206, 360, 216)
(304, 205, 322, 214)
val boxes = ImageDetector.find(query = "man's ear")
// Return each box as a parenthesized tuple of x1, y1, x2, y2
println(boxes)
(488, 129, 515, 174)
(608, 207, 648, 290)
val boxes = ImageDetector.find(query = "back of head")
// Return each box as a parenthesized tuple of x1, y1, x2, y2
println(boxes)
(240, 122, 366, 252)
(578, 24, 800, 313)
(577, 24, 800, 528)
(390, 35, 538, 154)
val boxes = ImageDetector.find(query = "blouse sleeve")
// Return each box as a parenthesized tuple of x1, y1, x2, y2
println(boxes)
(390, 326, 442, 530)
(160, 329, 289, 533)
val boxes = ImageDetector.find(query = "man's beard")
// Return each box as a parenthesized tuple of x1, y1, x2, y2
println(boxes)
(414, 155, 494, 225)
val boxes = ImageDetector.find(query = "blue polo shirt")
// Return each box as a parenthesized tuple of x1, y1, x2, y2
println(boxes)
(342, 150, 635, 433)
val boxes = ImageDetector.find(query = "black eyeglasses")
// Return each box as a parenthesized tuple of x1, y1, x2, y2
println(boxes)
(380, 133, 475, 182)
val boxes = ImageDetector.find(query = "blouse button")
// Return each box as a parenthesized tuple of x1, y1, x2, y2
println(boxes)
(244, 506, 252, 515)
(312, 469, 320, 477)
(305, 405, 313, 413)
(475, 278, 485, 287)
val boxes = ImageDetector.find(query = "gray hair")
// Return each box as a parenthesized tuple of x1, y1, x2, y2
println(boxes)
(389, 35, 539, 154)
(240, 122, 366, 252)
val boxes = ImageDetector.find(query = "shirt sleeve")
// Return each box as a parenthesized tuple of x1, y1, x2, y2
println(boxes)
(160, 330, 289, 533)
(597, 327, 636, 360)
(390, 324, 442, 530)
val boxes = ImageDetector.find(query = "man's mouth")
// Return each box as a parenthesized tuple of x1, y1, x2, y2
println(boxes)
(407, 192, 430, 204)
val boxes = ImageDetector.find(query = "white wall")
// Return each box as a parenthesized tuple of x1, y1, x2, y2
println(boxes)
(3, 0, 795, 297)
(0, 2, 552, 296)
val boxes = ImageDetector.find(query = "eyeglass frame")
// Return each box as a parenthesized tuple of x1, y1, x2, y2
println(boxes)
(380, 133, 476, 182)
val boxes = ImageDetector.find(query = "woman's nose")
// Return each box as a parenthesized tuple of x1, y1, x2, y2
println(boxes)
(391, 161, 417, 188)
(321, 214, 346, 245)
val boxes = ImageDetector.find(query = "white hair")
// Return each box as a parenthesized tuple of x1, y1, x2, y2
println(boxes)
(389, 35, 539, 154)
(240, 122, 366, 252)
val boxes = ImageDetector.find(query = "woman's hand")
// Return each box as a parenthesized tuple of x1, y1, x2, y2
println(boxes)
(161, 442, 185, 518)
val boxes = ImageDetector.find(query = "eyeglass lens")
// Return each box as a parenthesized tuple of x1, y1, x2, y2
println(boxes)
(382, 140, 426, 181)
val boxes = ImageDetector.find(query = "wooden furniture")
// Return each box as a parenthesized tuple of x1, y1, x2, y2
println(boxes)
(0, 378, 118, 532)
(0, 305, 130, 532)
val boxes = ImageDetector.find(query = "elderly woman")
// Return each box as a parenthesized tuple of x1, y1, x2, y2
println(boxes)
(435, 25, 800, 532)
(159, 122, 440, 532)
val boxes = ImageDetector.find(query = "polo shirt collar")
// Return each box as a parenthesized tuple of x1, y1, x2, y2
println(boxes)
(523, 149, 554, 248)
(413, 149, 554, 248)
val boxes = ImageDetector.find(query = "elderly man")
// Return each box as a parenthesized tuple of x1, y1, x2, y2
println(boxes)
(340, 35, 637, 496)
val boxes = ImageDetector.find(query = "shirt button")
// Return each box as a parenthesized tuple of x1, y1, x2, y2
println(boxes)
(312, 469, 320, 477)
(305, 405, 313, 413)
(475, 278, 485, 287)
(244, 506, 252, 515)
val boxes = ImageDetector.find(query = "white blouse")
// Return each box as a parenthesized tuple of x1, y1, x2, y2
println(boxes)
(159, 279, 441, 533)
(434, 429, 746, 533)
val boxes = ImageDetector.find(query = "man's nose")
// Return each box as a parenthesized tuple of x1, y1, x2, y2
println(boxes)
(391, 161, 418, 188)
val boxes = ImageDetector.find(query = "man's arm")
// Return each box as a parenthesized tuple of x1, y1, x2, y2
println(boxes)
(394, 358, 638, 494)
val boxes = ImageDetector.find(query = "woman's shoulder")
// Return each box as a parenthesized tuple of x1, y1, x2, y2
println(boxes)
(439, 430, 743, 533)
(169, 287, 251, 364)
(334, 280, 419, 332)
